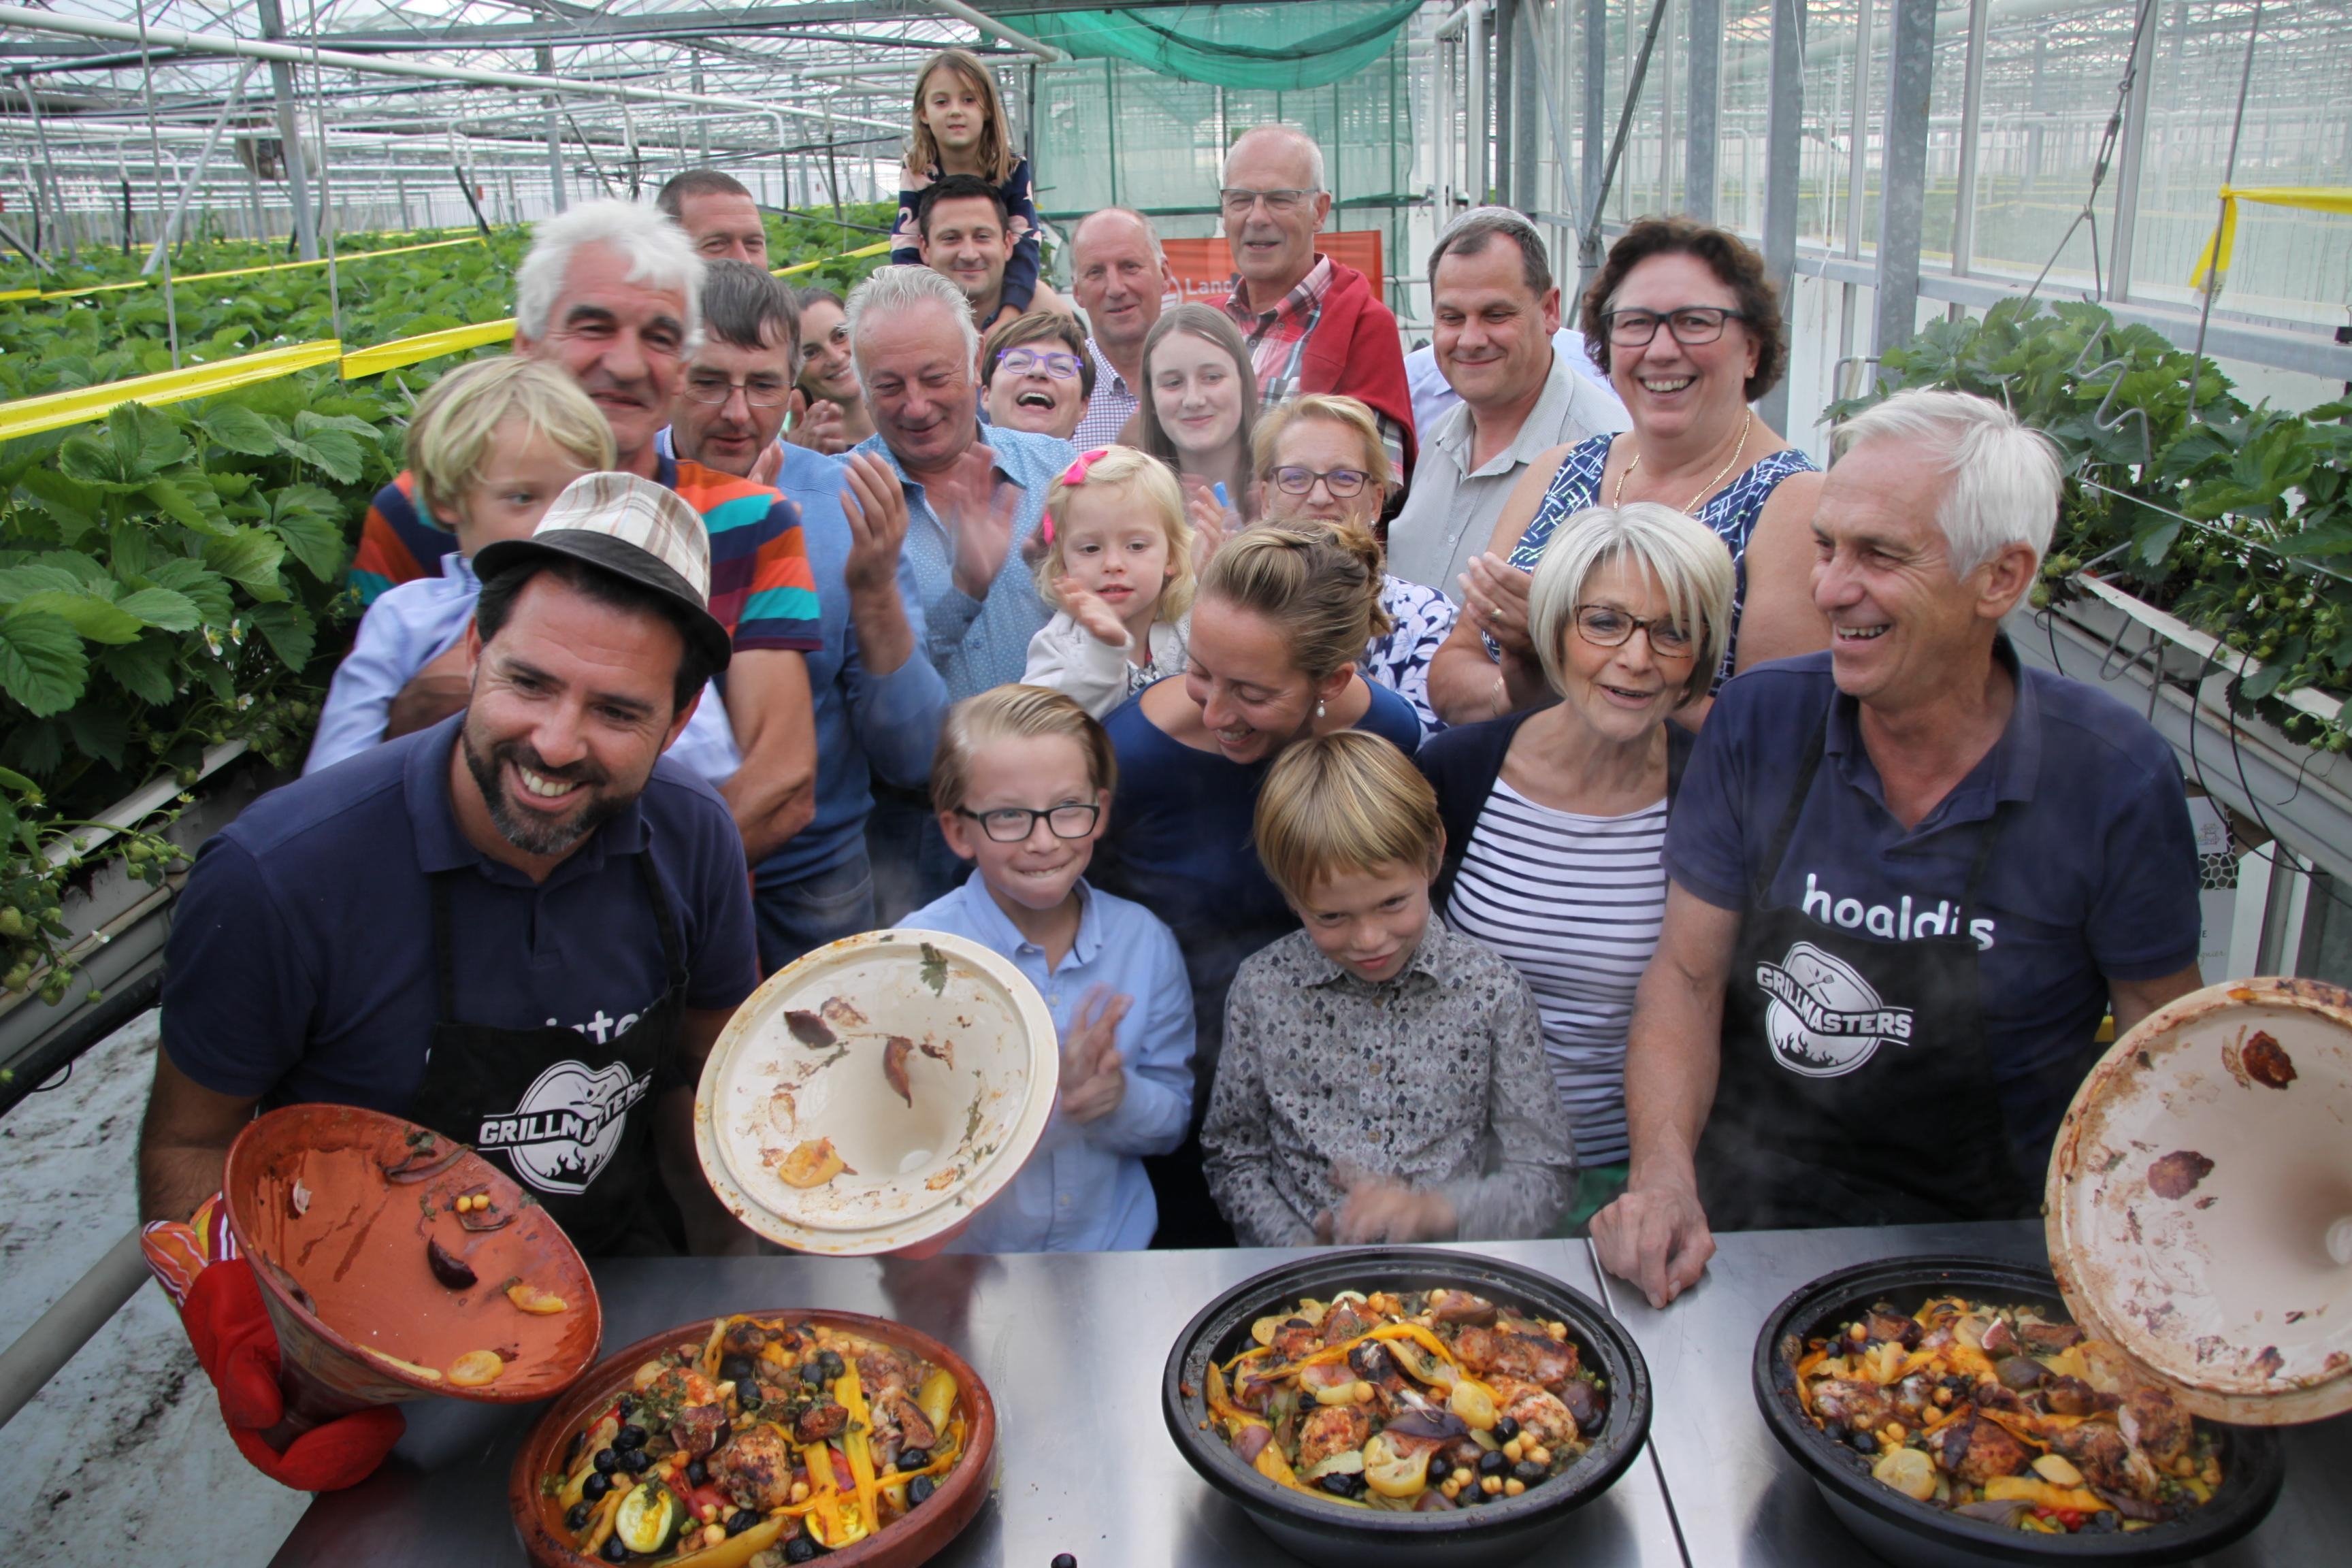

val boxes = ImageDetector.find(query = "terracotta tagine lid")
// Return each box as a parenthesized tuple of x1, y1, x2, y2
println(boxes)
(223, 1102, 602, 1429)
(2046, 975, 2352, 1425)
(694, 928, 1059, 1256)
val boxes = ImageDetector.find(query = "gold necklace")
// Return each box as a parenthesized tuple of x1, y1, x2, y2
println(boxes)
(1612, 408, 1754, 514)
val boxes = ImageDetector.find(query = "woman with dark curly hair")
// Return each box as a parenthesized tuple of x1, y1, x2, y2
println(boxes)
(1425, 218, 1826, 725)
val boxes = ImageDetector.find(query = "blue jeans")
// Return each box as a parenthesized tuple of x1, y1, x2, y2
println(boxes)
(752, 853, 879, 976)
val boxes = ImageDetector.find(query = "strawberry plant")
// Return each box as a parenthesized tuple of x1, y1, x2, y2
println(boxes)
(1833, 299, 2352, 748)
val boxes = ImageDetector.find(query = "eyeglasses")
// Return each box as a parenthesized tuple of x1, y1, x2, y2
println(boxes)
(996, 347, 1083, 380)
(1272, 465, 1371, 498)
(682, 373, 793, 407)
(1601, 306, 1748, 348)
(956, 802, 1101, 843)
(1573, 604, 1697, 658)
(1219, 187, 1316, 216)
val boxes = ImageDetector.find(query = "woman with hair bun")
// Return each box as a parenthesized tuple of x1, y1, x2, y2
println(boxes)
(1426, 217, 1827, 725)
(1094, 521, 1422, 1245)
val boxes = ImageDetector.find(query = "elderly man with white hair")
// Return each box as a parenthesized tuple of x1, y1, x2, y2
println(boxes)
(349, 199, 821, 868)
(1218, 123, 1416, 480)
(1592, 389, 2203, 1307)
(847, 263, 1074, 912)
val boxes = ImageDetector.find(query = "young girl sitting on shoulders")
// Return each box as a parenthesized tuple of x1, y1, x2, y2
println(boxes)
(1202, 731, 1575, 1246)
(889, 48, 1039, 328)
(900, 685, 1196, 1252)
(1022, 446, 1195, 719)
(304, 357, 609, 774)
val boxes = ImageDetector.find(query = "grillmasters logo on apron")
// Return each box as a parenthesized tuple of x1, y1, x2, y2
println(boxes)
(1756, 941, 1914, 1077)
(475, 1059, 653, 1194)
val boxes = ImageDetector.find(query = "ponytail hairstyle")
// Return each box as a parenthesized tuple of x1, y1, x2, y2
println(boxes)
(930, 683, 1118, 819)
(1197, 519, 1390, 684)
(907, 48, 1017, 185)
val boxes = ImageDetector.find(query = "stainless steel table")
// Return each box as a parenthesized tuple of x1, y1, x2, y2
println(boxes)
(1584, 1220, 2352, 1567)
(271, 1239, 1686, 1568)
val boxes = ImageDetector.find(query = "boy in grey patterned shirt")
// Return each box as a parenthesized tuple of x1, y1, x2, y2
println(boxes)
(1201, 732, 1575, 1245)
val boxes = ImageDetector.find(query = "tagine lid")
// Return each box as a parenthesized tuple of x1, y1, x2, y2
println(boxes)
(2046, 975, 2352, 1424)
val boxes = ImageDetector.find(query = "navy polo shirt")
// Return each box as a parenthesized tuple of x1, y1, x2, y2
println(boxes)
(1663, 641, 2200, 1158)
(163, 715, 760, 1113)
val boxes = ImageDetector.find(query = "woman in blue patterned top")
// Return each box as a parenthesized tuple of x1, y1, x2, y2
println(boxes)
(1425, 218, 1827, 726)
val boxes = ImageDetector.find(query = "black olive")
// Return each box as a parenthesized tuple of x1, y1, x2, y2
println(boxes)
(738, 1384, 762, 1411)
(2085, 1512, 2121, 1535)
(725, 1509, 761, 1536)
(600, 1537, 629, 1563)
(615, 1394, 634, 1418)
(614, 1424, 647, 1450)
(685, 1458, 708, 1488)
(1492, 1416, 1520, 1443)
(591, 1448, 620, 1474)
(1051, 1556, 1077, 1568)
(898, 1447, 929, 1469)
(1316, 1472, 1365, 1499)
(618, 1448, 651, 1475)
(1512, 1460, 1548, 1486)
(909, 1473, 936, 1506)
(800, 1361, 826, 1386)
(783, 1538, 819, 1563)
(1821, 1420, 1848, 1444)
(1477, 1450, 1509, 1477)
(582, 1471, 611, 1503)
(719, 1354, 753, 1382)
(564, 1501, 591, 1531)
(817, 1350, 846, 1380)
(1850, 1430, 1878, 1455)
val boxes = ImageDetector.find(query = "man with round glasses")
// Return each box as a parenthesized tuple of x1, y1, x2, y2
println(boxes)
(1218, 125, 1416, 481)
(979, 310, 1094, 442)
(1390, 209, 1629, 602)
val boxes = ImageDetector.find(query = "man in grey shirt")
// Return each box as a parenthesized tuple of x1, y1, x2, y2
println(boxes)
(1388, 209, 1629, 601)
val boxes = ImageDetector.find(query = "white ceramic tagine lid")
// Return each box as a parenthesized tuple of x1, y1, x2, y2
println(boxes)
(2046, 975, 2352, 1425)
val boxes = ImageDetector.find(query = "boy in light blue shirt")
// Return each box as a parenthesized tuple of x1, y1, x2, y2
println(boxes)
(899, 685, 1194, 1252)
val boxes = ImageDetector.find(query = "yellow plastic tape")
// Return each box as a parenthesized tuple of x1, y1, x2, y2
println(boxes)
(0, 289, 37, 302)
(33, 235, 487, 300)
(0, 338, 344, 444)
(774, 240, 890, 278)
(2191, 186, 2352, 291)
(339, 317, 517, 378)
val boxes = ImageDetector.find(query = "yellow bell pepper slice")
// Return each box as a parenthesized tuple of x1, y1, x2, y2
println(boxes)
(836, 1366, 880, 1538)
(578, 1489, 625, 1554)
(1982, 1476, 2110, 1514)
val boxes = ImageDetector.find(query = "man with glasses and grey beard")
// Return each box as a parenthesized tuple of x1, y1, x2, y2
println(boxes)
(664, 261, 949, 970)
(1218, 124, 1417, 481)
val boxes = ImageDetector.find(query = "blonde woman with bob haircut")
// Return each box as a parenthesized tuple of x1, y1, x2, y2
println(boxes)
(1252, 393, 1460, 732)
(1092, 522, 1423, 1247)
(1414, 502, 1734, 1232)
(1203, 731, 1574, 1246)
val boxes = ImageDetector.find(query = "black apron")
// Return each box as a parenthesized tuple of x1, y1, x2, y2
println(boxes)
(406, 852, 687, 1257)
(1695, 713, 2036, 1230)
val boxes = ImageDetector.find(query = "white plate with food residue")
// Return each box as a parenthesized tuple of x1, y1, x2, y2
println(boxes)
(2046, 975, 2352, 1424)
(694, 928, 1059, 1255)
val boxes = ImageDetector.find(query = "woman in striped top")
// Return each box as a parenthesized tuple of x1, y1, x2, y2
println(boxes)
(1416, 502, 1735, 1231)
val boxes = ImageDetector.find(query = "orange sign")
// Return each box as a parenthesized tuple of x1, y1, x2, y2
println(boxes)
(1158, 231, 1388, 310)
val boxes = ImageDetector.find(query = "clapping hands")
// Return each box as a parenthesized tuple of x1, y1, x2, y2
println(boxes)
(1314, 1160, 1457, 1244)
(1054, 576, 1134, 651)
(1058, 986, 1131, 1124)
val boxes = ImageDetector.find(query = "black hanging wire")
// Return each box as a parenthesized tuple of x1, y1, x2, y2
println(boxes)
(2023, 0, 2163, 307)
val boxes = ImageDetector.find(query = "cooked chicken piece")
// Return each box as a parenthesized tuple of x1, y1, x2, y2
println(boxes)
(860, 1346, 916, 1397)
(1861, 1306, 1923, 1350)
(2053, 1422, 2160, 1501)
(2017, 1320, 2084, 1354)
(1923, 1412, 2031, 1486)
(669, 1403, 728, 1458)
(711, 1425, 796, 1512)
(1811, 1377, 1900, 1435)
(1489, 1376, 1580, 1450)
(2120, 1384, 2193, 1467)
(1321, 1301, 1375, 1345)
(1270, 1318, 1323, 1363)
(1454, 1324, 1578, 1388)
(2040, 1375, 2112, 1417)
(1890, 1373, 1937, 1421)
(1426, 1290, 1498, 1326)
(1297, 1360, 1359, 1405)
(1970, 1379, 2025, 1414)
(1296, 1404, 1372, 1469)
(794, 1401, 849, 1443)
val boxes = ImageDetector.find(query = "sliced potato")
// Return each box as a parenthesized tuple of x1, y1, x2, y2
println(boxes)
(447, 1350, 504, 1388)
(2031, 1453, 2086, 1488)
(1872, 1446, 1938, 1501)
(1251, 1315, 1285, 1348)
(506, 1281, 568, 1315)
(1303, 1448, 1367, 1481)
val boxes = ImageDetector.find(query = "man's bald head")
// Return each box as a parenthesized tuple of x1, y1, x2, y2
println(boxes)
(1222, 125, 1326, 192)
(1069, 207, 1173, 358)
(1221, 125, 1332, 301)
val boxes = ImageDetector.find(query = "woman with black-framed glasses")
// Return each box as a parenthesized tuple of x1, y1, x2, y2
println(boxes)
(1425, 218, 1827, 728)
(1417, 500, 1736, 1236)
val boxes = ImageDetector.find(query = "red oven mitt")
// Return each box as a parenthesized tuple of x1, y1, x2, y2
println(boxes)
(142, 1195, 405, 1492)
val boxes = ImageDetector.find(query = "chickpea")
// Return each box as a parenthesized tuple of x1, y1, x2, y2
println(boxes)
(789, 1481, 811, 1503)
(1451, 1466, 1473, 1488)
(1503, 1478, 1526, 1497)
(1503, 1437, 1525, 1463)
(1481, 1475, 1503, 1496)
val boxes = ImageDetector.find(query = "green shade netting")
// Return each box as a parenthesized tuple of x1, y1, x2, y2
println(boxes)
(1027, 2, 1424, 91)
